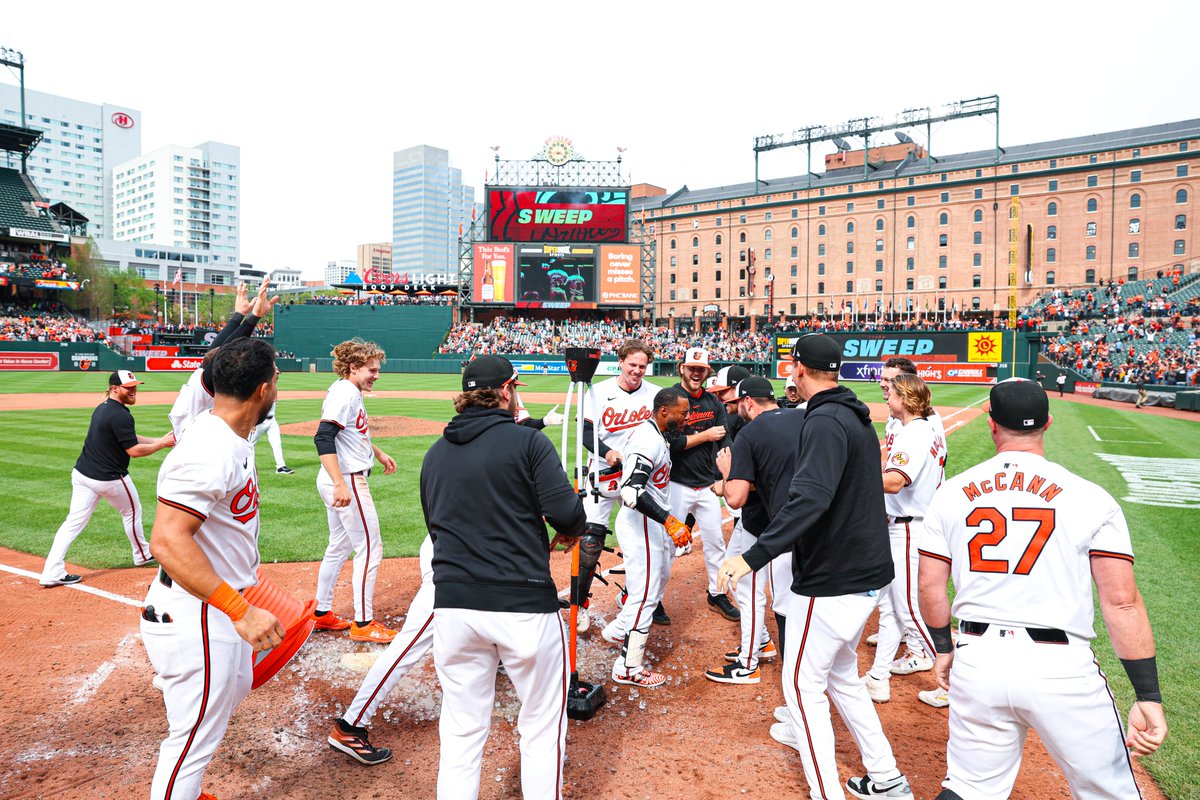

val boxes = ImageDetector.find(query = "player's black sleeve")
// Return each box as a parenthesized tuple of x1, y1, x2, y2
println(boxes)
(519, 417, 546, 430)
(314, 421, 340, 456)
(741, 413, 845, 571)
(581, 419, 613, 457)
(665, 429, 688, 461)
(231, 312, 261, 341)
(713, 400, 731, 451)
(208, 312, 245, 349)
(529, 435, 585, 538)
(111, 409, 140, 451)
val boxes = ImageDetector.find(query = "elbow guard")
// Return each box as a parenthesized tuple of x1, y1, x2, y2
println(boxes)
(314, 421, 340, 456)
(619, 454, 654, 509)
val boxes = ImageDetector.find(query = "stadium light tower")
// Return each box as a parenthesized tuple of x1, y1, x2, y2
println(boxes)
(0, 45, 31, 172)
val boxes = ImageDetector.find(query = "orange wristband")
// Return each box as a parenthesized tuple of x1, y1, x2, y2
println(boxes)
(207, 581, 249, 622)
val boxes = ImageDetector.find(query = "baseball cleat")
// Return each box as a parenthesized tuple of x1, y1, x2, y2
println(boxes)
(197, 792, 220, 800)
(773, 705, 790, 724)
(674, 542, 692, 558)
(40, 574, 82, 587)
(276, 465, 295, 475)
(349, 620, 397, 643)
(576, 610, 590, 633)
(706, 592, 741, 622)
(865, 673, 891, 703)
(845, 774, 912, 798)
(615, 587, 627, 609)
(600, 624, 625, 645)
(918, 687, 950, 708)
(652, 602, 671, 626)
(724, 639, 777, 662)
(612, 667, 668, 688)
(328, 719, 393, 766)
(312, 609, 352, 631)
(134, 558, 157, 568)
(889, 651, 934, 675)
(704, 662, 761, 684)
(768, 721, 801, 752)
(865, 632, 879, 646)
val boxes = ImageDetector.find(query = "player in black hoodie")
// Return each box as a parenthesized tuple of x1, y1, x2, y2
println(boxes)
(720, 334, 911, 800)
(421, 354, 585, 799)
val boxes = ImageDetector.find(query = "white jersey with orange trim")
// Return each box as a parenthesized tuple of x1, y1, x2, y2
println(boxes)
(168, 367, 214, 440)
(920, 450, 1133, 642)
(884, 408, 945, 453)
(582, 376, 658, 464)
(320, 378, 373, 474)
(156, 410, 261, 589)
(883, 418, 946, 518)
(619, 419, 672, 512)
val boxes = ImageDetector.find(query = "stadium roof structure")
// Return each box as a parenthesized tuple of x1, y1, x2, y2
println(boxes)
(632, 117, 1200, 211)
(0, 122, 43, 159)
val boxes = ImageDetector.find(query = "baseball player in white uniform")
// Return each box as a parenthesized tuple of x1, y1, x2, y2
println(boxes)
(919, 378, 1167, 800)
(249, 401, 292, 474)
(876, 356, 948, 708)
(41, 370, 175, 586)
(312, 339, 398, 643)
(141, 338, 286, 800)
(865, 373, 944, 704)
(605, 386, 694, 688)
(578, 340, 658, 632)
(326, 534, 435, 765)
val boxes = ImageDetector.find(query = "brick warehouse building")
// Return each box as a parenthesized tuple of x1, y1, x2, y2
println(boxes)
(631, 118, 1200, 327)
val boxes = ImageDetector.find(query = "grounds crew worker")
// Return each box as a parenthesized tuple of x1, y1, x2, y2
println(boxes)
(421, 354, 585, 799)
(720, 334, 912, 800)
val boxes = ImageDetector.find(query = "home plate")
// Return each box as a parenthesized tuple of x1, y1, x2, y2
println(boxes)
(340, 652, 381, 672)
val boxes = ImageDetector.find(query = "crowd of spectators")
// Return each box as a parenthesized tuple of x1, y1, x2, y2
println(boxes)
(0, 304, 104, 343)
(0, 244, 78, 282)
(299, 293, 454, 306)
(1036, 278, 1200, 386)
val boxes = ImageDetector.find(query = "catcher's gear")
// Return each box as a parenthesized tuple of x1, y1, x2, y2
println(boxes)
(665, 513, 695, 548)
(573, 524, 608, 615)
(591, 462, 623, 499)
(619, 453, 655, 508)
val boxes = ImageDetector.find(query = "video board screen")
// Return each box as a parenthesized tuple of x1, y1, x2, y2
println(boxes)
(488, 188, 628, 243)
(516, 244, 596, 308)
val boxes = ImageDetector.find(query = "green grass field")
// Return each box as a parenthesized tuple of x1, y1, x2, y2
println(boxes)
(1, 372, 1196, 796)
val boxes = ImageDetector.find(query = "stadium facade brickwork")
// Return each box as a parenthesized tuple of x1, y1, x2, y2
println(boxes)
(631, 119, 1200, 323)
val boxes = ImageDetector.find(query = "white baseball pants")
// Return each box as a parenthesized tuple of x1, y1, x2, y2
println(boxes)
(943, 629, 1141, 800)
(316, 469, 383, 622)
(780, 591, 903, 800)
(727, 520, 769, 669)
(141, 578, 252, 800)
(608, 511, 672, 670)
(433, 607, 569, 800)
(869, 520, 935, 679)
(42, 468, 150, 583)
(668, 482, 726, 595)
(343, 537, 435, 727)
(768, 550, 794, 616)
(249, 414, 286, 470)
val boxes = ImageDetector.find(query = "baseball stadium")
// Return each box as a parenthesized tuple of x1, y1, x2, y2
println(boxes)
(2, 88, 1199, 799)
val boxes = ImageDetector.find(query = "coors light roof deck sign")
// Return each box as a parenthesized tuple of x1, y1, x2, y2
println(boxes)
(487, 188, 628, 243)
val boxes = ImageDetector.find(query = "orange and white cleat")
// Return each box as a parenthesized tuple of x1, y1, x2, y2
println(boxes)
(312, 609, 352, 631)
(611, 667, 668, 688)
(349, 620, 397, 643)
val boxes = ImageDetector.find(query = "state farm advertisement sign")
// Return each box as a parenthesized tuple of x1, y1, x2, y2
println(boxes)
(0, 351, 59, 370)
(488, 188, 628, 243)
(146, 356, 204, 372)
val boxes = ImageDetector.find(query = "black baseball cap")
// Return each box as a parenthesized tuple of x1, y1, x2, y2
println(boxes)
(707, 364, 752, 392)
(735, 376, 776, 399)
(462, 355, 526, 391)
(987, 378, 1049, 431)
(791, 334, 842, 371)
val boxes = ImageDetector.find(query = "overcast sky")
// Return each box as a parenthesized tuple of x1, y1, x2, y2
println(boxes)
(6, 1, 1200, 281)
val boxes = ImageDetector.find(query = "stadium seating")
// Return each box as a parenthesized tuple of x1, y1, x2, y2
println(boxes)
(0, 168, 59, 233)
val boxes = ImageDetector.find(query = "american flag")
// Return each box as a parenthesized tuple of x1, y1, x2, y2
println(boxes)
(172, 267, 183, 285)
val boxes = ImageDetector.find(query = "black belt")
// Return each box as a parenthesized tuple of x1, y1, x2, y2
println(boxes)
(349, 469, 372, 478)
(960, 620, 1069, 645)
(892, 516, 915, 524)
(159, 567, 173, 588)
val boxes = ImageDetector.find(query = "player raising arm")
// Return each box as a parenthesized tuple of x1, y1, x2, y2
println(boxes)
(919, 378, 1166, 800)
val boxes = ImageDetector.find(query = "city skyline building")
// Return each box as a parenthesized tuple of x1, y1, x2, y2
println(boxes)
(110, 141, 240, 282)
(0, 82, 140, 239)
(391, 144, 477, 275)
(357, 241, 391, 275)
(325, 258, 356, 285)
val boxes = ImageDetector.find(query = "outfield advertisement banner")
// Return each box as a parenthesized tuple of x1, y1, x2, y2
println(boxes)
(513, 360, 621, 377)
(0, 351, 59, 370)
(145, 356, 204, 372)
(1074, 381, 1101, 396)
(773, 330, 1004, 384)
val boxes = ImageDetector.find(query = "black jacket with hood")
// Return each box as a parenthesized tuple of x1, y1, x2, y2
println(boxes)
(742, 385, 893, 597)
(421, 407, 585, 613)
